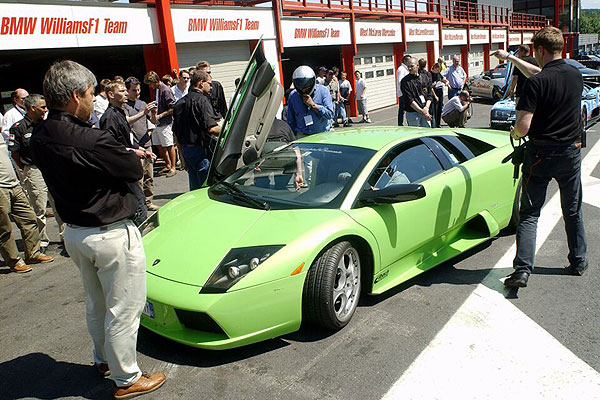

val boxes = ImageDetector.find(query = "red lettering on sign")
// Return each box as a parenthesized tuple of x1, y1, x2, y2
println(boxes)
(189, 18, 208, 32)
(0, 17, 37, 35)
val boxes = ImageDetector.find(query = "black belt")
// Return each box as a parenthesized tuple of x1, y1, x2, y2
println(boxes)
(529, 139, 575, 146)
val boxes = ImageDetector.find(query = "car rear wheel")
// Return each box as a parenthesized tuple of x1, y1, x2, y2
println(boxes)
(302, 241, 361, 330)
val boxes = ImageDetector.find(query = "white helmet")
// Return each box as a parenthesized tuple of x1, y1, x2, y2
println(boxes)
(292, 66, 316, 95)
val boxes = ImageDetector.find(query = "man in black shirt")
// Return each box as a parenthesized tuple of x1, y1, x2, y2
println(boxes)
(30, 60, 166, 398)
(196, 60, 228, 119)
(400, 57, 432, 127)
(507, 44, 539, 103)
(9, 94, 55, 249)
(173, 70, 221, 190)
(123, 77, 159, 211)
(99, 81, 152, 225)
(493, 27, 588, 288)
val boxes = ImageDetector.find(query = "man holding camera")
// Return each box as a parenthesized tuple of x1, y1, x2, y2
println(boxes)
(441, 90, 471, 128)
(493, 27, 588, 288)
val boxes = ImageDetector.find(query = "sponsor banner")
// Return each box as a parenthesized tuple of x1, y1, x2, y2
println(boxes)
(509, 33, 522, 45)
(405, 23, 438, 42)
(470, 29, 489, 44)
(442, 29, 467, 46)
(281, 19, 351, 47)
(522, 32, 534, 43)
(0, 3, 159, 50)
(355, 21, 402, 44)
(491, 29, 506, 43)
(172, 7, 275, 43)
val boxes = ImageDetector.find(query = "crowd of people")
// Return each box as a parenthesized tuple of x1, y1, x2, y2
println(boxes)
(397, 54, 473, 129)
(0, 26, 587, 398)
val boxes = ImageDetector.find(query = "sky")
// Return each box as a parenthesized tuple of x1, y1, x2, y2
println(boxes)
(582, 0, 600, 8)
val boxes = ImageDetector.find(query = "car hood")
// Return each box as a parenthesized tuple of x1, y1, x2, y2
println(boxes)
(491, 99, 515, 111)
(143, 189, 351, 287)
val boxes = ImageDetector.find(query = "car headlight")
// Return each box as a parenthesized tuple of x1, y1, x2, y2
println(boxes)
(139, 211, 159, 237)
(200, 245, 284, 293)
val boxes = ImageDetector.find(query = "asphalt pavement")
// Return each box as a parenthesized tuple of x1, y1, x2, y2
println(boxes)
(1, 100, 599, 400)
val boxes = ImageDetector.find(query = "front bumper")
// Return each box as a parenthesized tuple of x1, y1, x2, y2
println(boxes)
(141, 271, 305, 349)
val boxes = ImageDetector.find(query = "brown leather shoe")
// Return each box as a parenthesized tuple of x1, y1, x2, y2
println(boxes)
(25, 254, 54, 264)
(114, 372, 166, 399)
(95, 363, 110, 377)
(10, 262, 32, 273)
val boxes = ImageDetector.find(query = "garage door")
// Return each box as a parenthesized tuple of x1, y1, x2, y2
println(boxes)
(468, 45, 484, 77)
(354, 44, 396, 111)
(440, 45, 462, 66)
(177, 41, 251, 102)
(406, 42, 428, 67)
(490, 44, 501, 69)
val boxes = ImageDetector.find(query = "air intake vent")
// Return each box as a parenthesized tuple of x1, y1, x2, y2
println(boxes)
(174, 309, 227, 335)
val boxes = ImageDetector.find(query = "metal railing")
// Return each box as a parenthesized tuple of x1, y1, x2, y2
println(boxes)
(280, 0, 550, 29)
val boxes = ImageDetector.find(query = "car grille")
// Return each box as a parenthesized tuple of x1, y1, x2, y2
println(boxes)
(174, 309, 227, 335)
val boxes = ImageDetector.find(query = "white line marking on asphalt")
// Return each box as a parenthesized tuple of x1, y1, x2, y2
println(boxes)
(382, 139, 600, 400)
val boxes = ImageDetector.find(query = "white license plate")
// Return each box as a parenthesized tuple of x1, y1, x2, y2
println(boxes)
(142, 301, 155, 319)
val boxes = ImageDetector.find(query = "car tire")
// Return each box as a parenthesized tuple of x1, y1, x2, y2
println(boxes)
(508, 177, 522, 231)
(302, 241, 361, 330)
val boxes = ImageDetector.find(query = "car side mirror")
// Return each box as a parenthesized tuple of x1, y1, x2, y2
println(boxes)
(359, 184, 426, 205)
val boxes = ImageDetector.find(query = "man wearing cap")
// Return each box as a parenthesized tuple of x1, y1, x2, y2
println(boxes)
(316, 67, 327, 86)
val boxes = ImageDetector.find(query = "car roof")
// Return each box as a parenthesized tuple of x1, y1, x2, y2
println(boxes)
(295, 126, 509, 150)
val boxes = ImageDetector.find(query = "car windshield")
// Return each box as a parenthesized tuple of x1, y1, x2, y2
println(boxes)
(208, 143, 375, 210)
(490, 65, 507, 78)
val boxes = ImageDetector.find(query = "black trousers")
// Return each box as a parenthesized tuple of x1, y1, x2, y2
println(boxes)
(514, 142, 587, 274)
(433, 88, 444, 128)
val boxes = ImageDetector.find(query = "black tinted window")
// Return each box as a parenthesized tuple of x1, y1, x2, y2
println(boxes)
(370, 142, 442, 189)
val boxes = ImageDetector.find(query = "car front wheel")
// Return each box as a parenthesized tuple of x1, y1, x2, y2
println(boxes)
(302, 241, 361, 330)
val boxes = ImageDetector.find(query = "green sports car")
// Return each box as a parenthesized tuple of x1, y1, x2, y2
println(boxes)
(139, 44, 520, 350)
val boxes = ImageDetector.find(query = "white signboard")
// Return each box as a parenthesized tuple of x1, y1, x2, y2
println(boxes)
(442, 29, 467, 46)
(522, 32, 534, 43)
(0, 3, 159, 50)
(491, 29, 506, 43)
(470, 29, 489, 44)
(509, 33, 522, 45)
(172, 7, 275, 43)
(355, 21, 402, 44)
(281, 19, 351, 48)
(405, 23, 438, 42)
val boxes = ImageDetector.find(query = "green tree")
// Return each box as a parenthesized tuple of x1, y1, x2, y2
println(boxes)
(581, 10, 600, 35)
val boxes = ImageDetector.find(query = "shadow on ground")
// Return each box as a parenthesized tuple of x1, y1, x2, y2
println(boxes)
(0, 353, 113, 400)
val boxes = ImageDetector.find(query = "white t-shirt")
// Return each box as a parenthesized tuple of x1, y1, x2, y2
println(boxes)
(442, 95, 464, 117)
(396, 64, 409, 97)
(1, 106, 26, 142)
(172, 83, 189, 101)
(355, 78, 367, 99)
(339, 80, 352, 100)
(93, 94, 109, 120)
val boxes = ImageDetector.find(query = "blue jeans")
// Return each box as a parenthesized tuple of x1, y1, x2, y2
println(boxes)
(335, 101, 346, 122)
(514, 142, 587, 274)
(405, 111, 431, 127)
(182, 145, 210, 191)
(397, 96, 405, 126)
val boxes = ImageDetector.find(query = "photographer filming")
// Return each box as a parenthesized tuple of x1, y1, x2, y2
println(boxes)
(441, 90, 471, 128)
(492, 27, 588, 288)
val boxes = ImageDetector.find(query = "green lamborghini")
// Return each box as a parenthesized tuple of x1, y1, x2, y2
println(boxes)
(139, 44, 520, 350)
